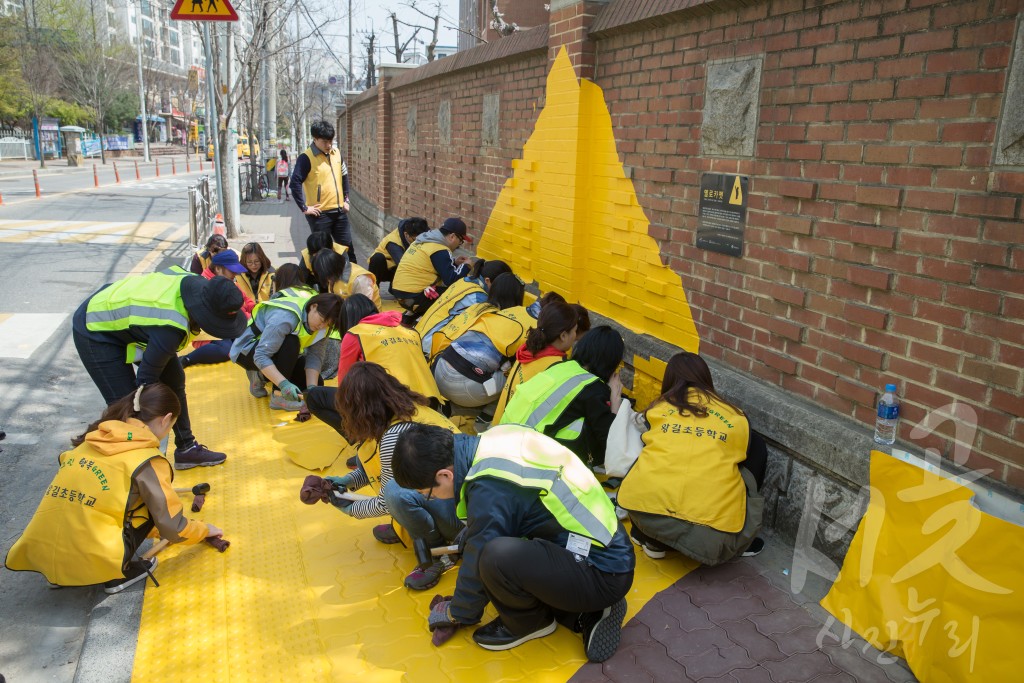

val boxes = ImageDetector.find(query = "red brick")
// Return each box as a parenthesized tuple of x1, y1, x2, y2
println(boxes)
(950, 240, 1009, 266)
(991, 172, 1024, 194)
(878, 55, 925, 78)
(862, 145, 909, 165)
(900, 232, 948, 255)
(824, 144, 863, 162)
(935, 170, 987, 191)
(892, 315, 941, 342)
(928, 214, 982, 238)
(858, 36, 901, 58)
(969, 313, 1024, 343)
(957, 194, 1017, 218)
(918, 300, 969, 328)
(888, 356, 935, 386)
(777, 180, 817, 199)
(845, 303, 888, 329)
(913, 146, 963, 166)
(896, 75, 947, 98)
(903, 29, 955, 53)
(811, 84, 849, 103)
(851, 80, 895, 101)
(903, 189, 956, 212)
(946, 284, 1000, 313)
(758, 347, 798, 375)
(835, 377, 877, 407)
(838, 339, 886, 368)
(943, 122, 996, 143)
(856, 186, 901, 207)
(886, 166, 933, 187)
(848, 123, 889, 140)
(981, 46, 1011, 69)
(777, 215, 814, 234)
(942, 328, 996, 356)
(919, 97, 972, 119)
(949, 72, 1006, 95)
(917, 257, 973, 284)
(981, 432, 1024, 467)
(932, 369, 990, 403)
(958, 20, 1016, 47)
(961, 358, 1021, 390)
(838, 19, 881, 41)
(833, 62, 875, 82)
(847, 264, 893, 289)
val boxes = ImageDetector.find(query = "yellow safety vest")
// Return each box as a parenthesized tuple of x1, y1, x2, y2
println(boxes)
(251, 293, 323, 352)
(618, 397, 750, 533)
(236, 269, 275, 303)
(328, 262, 382, 309)
(456, 425, 618, 547)
(415, 277, 486, 352)
(301, 243, 350, 272)
(492, 354, 564, 424)
(5, 424, 164, 586)
(85, 266, 194, 363)
(429, 304, 535, 361)
(299, 146, 344, 211)
(392, 241, 449, 293)
(372, 229, 405, 269)
(498, 360, 598, 441)
(347, 322, 443, 403)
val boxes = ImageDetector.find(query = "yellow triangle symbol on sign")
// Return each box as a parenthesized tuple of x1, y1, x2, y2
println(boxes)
(729, 176, 743, 205)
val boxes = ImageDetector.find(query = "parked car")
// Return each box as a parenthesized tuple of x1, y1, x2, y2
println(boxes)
(206, 133, 261, 160)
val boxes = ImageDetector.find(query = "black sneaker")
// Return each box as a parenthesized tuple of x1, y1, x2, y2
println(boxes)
(173, 442, 227, 470)
(472, 617, 556, 651)
(581, 598, 627, 662)
(104, 557, 158, 594)
(346, 455, 359, 470)
(629, 524, 670, 559)
(741, 537, 765, 557)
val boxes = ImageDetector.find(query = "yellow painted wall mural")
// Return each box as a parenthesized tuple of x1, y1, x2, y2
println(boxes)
(478, 47, 701, 355)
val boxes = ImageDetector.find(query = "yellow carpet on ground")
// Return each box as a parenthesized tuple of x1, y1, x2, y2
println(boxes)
(133, 362, 697, 682)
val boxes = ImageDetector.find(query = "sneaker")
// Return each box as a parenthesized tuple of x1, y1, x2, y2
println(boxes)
(741, 537, 765, 557)
(269, 392, 304, 411)
(581, 598, 627, 662)
(346, 455, 360, 470)
(472, 617, 556, 651)
(173, 442, 227, 470)
(473, 414, 493, 434)
(103, 557, 158, 594)
(372, 523, 402, 544)
(404, 553, 458, 591)
(629, 525, 669, 560)
(247, 370, 268, 398)
(400, 311, 418, 328)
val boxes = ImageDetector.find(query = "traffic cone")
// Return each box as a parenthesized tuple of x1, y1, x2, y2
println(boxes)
(213, 213, 226, 236)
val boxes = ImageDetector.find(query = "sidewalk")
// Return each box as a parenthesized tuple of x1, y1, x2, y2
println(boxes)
(0, 152, 201, 178)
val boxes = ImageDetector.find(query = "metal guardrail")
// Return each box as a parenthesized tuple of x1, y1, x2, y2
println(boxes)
(186, 175, 213, 268)
(0, 136, 31, 160)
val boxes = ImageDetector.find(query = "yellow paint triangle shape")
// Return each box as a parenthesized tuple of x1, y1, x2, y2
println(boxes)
(478, 48, 700, 353)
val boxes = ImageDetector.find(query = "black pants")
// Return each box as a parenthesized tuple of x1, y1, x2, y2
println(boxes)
(234, 336, 311, 389)
(305, 386, 346, 437)
(478, 537, 633, 636)
(72, 321, 195, 451)
(367, 252, 397, 285)
(390, 285, 448, 319)
(744, 431, 769, 490)
(305, 210, 356, 264)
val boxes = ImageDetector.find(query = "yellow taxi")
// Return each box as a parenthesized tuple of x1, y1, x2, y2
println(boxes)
(206, 133, 261, 160)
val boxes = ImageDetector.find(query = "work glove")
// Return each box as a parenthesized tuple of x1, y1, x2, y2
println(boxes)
(428, 594, 459, 646)
(294, 405, 312, 422)
(278, 380, 302, 402)
(325, 474, 357, 492)
(423, 286, 440, 300)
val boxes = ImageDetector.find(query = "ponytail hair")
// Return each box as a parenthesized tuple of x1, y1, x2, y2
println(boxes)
(72, 383, 181, 447)
(470, 258, 512, 284)
(306, 293, 345, 335)
(487, 272, 525, 309)
(525, 300, 579, 353)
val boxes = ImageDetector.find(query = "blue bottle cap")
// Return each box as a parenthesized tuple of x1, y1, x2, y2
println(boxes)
(885, 383, 897, 392)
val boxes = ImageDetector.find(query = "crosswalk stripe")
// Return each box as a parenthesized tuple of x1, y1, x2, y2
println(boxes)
(0, 220, 174, 245)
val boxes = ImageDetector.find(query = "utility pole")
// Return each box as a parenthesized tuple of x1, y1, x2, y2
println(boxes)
(347, 0, 353, 90)
(225, 22, 240, 236)
(135, 0, 150, 163)
(296, 7, 306, 152)
(204, 23, 224, 216)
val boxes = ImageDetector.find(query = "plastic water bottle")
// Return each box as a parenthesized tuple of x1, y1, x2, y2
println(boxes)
(873, 383, 900, 445)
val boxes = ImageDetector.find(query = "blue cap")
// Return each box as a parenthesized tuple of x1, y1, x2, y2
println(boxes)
(885, 383, 897, 392)
(211, 249, 247, 274)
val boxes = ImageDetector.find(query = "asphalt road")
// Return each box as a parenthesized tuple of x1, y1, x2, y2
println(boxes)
(0, 171, 207, 683)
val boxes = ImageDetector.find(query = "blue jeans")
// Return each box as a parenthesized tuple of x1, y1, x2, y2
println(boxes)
(382, 479, 463, 547)
(181, 338, 233, 366)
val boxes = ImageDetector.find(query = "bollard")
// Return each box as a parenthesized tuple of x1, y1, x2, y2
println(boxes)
(113, 162, 121, 184)
(172, 158, 177, 175)
(93, 164, 99, 188)
(0, 192, 4, 205)
(32, 169, 41, 198)
(186, 158, 191, 173)
(199, 159, 204, 172)
(155, 159, 160, 177)
(134, 160, 140, 180)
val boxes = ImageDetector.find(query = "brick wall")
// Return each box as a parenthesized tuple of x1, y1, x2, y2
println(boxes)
(341, 0, 1024, 494)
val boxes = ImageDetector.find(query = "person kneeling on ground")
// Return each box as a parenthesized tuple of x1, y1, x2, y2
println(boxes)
(392, 423, 634, 662)
(5, 383, 223, 594)
(297, 231, 349, 290)
(368, 217, 430, 288)
(414, 258, 512, 355)
(313, 248, 382, 309)
(390, 217, 477, 323)
(617, 352, 766, 563)
(180, 249, 255, 368)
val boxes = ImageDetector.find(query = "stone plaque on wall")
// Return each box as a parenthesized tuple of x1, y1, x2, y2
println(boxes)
(482, 92, 500, 148)
(407, 104, 417, 154)
(439, 100, 451, 147)
(702, 56, 763, 157)
(995, 20, 1024, 165)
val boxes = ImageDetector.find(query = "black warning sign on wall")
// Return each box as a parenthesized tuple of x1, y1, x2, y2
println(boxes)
(697, 173, 748, 257)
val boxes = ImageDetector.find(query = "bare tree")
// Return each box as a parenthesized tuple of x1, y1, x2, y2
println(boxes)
(387, 10, 419, 63)
(397, 1, 443, 62)
(59, 37, 134, 164)
(490, 1, 519, 37)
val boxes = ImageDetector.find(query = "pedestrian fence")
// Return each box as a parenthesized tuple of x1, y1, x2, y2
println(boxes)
(0, 128, 31, 160)
(187, 175, 214, 268)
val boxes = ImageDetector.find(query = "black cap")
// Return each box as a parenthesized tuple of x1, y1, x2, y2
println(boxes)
(180, 275, 246, 339)
(440, 217, 472, 243)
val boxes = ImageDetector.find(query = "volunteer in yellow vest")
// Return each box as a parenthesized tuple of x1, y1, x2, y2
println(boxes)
(415, 258, 512, 355)
(617, 352, 767, 564)
(367, 216, 430, 288)
(316, 363, 462, 590)
(390, 217, 478, 323)
(312, 247, 382, 309)
(237, 242, 276, 303)
(499, 325, 624, 467)
(5, 384, 223, 594)
(188, 233, 227, 274)
(391, 423, 635, 661)
(429, 273, 536, 426)
(492, 297, 587, 423)
(72, 267, 245, 469)
(297, 230, 350, 289)
(289, 119, 357, 263)
(229, 292, 344, 411)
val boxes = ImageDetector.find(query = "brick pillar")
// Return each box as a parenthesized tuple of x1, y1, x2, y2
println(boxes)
(548, 0, 610, 80)
(375, 72, 393, 214)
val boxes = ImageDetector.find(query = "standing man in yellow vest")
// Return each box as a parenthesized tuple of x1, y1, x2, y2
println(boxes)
(392, 423, 635, 662)
(289, 120, 356, 263)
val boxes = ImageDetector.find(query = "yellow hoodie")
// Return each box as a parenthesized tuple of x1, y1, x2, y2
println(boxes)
(5, 419, 208, 586)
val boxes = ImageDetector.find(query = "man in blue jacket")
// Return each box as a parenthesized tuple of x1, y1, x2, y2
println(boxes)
(392, 423, 635, 662)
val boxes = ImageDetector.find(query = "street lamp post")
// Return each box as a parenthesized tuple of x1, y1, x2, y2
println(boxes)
(135, 1, 151, 163)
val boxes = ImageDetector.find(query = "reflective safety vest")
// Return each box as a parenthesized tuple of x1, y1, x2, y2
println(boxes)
(457, 425, 618, 547)
(299, 145, 344, 211)
(273, 285, 316, 300)
(347, 322, 443, 403)
(372, 229, 405, 269)
(301, 243, 350, 272)
(429, 303, 535, 361)
(358, 407, 457, 494)
(618, 397, 750, 533)
(491, 354, 564, 424)
(329, 262, 382, 309)
(251, 292, 323, 352)
(498, 360, 598, 441)
(5, 434, 163, 585)
(392, 241, 449, 293)
(236, 269, 275, 303)
(85, 266, 194, 363)
(415, 277, 486, 354)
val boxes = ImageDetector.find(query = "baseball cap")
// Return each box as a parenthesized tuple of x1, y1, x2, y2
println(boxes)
(180, 275, 246, 339)
(440, 217, 473, 244)
(211, 249, 248, 274)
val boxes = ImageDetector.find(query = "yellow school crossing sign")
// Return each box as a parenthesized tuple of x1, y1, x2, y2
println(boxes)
(170, 0, 239, 21)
